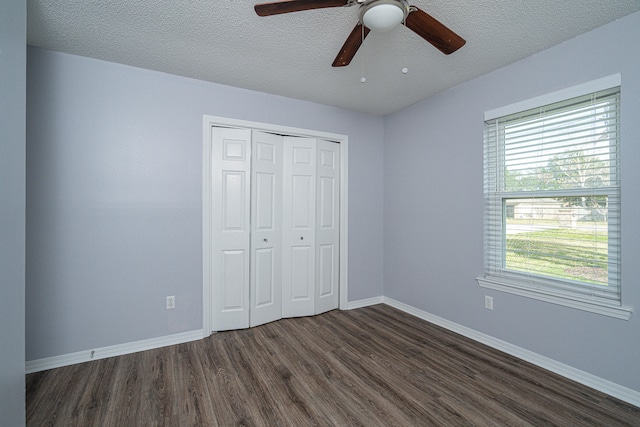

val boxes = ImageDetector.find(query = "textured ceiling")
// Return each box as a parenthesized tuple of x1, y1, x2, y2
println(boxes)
(27, 1, 640, 116)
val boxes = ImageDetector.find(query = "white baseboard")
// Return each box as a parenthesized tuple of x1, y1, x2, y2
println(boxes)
(26, 329, 204, 374)
(24, 297, 384, 374)
(382, 296, 640, 408)
(347, 296, 384, 310)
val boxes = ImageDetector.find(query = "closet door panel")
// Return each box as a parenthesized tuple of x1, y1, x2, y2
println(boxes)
(255, 173, 275, 230)
(212, 128, 252, 331)
(222, 172, 247, 231)
(315, 140, 340, 314)
(282, 137, 316, 317)
(254, 248, 274, 306)
(221, 250, 247, 310)
(318, 244, 335, 298)
(291, 246, 313, 299)
(250, 131, 283, 327)
(292, 175, 313, 227)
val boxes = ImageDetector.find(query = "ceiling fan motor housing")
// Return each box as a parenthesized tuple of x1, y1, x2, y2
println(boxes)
(359, 0, 410, 32)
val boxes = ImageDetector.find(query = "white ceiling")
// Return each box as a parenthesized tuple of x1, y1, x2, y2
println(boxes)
(27, 0, 640, 116)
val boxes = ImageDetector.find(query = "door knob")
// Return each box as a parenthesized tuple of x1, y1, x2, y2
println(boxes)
(263, 238, 268, 242)
(300, 237, 304, 240)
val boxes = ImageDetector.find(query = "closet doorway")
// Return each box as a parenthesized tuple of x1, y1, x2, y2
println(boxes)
(202, 116, 349, 334)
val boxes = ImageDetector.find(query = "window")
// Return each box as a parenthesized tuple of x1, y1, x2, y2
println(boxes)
(478, 76, 630, 319)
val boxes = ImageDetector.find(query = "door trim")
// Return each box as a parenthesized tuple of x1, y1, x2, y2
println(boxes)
(202, 115, 349, 335)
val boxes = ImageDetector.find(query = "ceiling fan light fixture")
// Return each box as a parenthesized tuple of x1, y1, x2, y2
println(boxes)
(361, 0, 408, 32)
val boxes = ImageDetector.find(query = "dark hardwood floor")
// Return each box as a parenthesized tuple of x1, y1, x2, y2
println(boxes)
(27, 304, 640, 426)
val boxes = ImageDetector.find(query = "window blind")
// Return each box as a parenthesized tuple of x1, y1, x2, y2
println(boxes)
(483, 86, 621, 305)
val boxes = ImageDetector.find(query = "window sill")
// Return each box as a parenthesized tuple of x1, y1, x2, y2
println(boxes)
(476, 277, 632, 320)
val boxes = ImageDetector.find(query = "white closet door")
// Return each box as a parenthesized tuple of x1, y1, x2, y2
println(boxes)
(282, 137, 317, 318)
(315, 140, 340, 314)
(250, 131, 283, 327)
(212, 127, 251, 331)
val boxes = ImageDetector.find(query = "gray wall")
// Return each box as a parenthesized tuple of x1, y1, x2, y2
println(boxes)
(26, 48, 384, 360)
(0, 0, 26, 424)
(383, 11, 640, 392)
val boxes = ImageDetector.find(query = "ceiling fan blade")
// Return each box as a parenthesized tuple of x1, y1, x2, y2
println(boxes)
(255, 0, 349, 16)
(404, 7, 465, 55)
(332, 23, 370, 67)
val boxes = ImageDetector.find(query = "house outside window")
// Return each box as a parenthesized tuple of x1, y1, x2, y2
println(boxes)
(478, 75, 630, 319)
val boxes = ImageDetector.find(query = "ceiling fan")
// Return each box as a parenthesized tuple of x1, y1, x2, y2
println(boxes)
(254, 0, 466, 67)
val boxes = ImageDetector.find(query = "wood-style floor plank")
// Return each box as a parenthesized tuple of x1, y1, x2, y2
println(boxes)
(26, 304, 640, 426)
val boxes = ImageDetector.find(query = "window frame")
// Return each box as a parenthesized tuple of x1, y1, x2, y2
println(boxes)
(477, 75, 631, 320)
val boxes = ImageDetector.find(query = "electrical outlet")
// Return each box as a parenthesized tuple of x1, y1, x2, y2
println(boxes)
(166, 296, 175, 310)
(485, 295, 494, 310)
